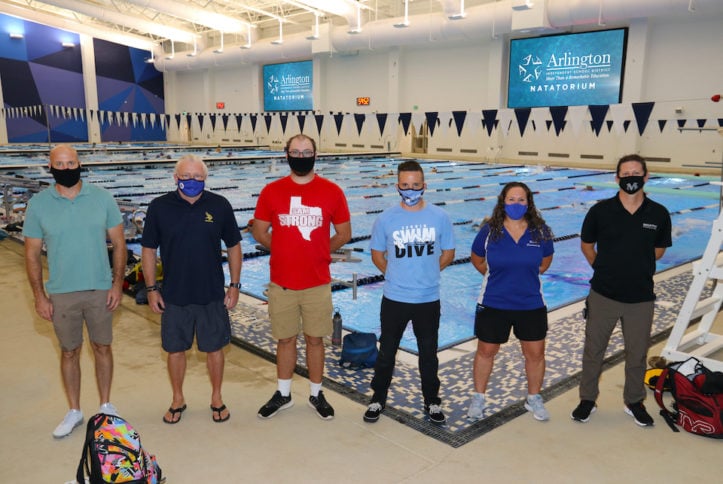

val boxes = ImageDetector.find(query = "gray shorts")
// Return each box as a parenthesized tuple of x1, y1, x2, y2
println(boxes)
(49, 290, 113, 351)
(161, 300, 231, 353)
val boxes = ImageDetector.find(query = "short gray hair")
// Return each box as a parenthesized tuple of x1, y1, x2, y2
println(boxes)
(175, 154, 208, 177)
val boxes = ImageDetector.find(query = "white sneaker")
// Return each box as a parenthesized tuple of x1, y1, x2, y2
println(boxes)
(524, 394, 550, 421)
(467, 393, 486, 420)
(99, 402, 119, 416)
(53, 409, 84, 438)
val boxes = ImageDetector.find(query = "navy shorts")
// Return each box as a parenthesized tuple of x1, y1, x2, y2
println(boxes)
(474, 304, 548, 344)
(161, 300, 231, 353)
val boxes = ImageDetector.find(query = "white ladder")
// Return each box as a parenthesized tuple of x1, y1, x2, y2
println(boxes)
(662, 206, 723, 371)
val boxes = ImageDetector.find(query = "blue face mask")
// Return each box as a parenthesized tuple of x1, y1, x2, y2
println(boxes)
(504, 203, 528, 220)
(177, 178, 205, 197)
(398, 187, 424, 207)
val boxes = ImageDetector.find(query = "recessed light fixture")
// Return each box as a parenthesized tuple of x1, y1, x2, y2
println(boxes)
(9, 33, 24, 39)
(61, 42, 75, 48)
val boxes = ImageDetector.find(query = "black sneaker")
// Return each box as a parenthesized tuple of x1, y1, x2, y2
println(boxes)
(257, 391, 293, 419)
(363, 402, 384, 423)
(571, 400, 597, 423)
(308, 391, 335, 420)
(424, 403, 446, 424)
(625, 401, 654, 427)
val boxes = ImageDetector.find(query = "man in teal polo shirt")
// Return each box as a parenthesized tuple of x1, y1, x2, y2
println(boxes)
(23, 144, 126, 438)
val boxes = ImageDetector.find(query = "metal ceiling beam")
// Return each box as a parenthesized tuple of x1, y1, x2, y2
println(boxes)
(121, 0, 250, 33)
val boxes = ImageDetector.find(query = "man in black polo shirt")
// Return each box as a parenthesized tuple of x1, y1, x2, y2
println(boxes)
(142, 154, 242, 424)
(571, 154, 671, 427)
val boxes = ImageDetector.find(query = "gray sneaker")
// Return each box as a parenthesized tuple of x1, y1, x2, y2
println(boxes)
(524, 394, 550, 421)
(53, 409, 84, 438)
(467, 393, 486, 420)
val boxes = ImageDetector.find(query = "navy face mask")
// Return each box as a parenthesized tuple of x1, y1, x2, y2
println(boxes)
(177, 178, 205, 197)
(287, 155, 315, 176)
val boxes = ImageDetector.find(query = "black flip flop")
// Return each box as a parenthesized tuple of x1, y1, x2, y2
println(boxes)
(162, 403, 187, 424)
(211, 404, 230, 423)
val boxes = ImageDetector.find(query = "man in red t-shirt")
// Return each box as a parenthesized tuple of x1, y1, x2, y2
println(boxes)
(253, 134, 351, 420)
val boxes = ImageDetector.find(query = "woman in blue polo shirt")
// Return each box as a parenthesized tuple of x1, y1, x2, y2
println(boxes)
(466, 182, 554, 422)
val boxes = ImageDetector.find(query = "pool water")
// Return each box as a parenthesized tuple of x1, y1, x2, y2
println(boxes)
(4, 154, 718, 353)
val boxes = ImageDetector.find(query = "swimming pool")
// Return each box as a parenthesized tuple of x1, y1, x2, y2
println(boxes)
(3, 155, 718, 353)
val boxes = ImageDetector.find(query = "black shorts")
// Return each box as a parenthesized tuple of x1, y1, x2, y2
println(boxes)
(474, 304, 548, 344)
(161, 300, 231, 353)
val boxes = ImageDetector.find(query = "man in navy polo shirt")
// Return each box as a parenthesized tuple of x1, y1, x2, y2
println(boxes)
(142, 155, 242, 424)
(572, 154, 671, 427)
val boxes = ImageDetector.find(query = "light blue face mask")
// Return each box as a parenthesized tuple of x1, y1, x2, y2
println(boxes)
(504, 203, 528, 220)
(398, 187, 424, 206)
(178, 178, 204, 197)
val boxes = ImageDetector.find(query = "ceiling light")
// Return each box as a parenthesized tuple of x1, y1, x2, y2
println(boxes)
(394, 0, 410, 27)
(61, 42, 75, 48)
(306, 14, 321, 40)
(241, 24, 252, 49)
(9, 33, 24, 39)
(449, 0, 467, 19)
(271, 20, 284, 45)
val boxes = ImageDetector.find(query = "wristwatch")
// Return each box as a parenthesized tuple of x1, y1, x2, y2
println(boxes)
(146, 285, 158, 292)
(228, 282, 241, 289)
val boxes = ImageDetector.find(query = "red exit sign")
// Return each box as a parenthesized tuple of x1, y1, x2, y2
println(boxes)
(356, 97, 370, 106)
(216, 102, 225, 109)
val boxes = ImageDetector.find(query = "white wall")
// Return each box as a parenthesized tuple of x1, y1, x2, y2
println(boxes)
(165, 14, 723, 173)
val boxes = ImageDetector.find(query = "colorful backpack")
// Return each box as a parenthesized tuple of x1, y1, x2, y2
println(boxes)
(76, 413, 163, 484)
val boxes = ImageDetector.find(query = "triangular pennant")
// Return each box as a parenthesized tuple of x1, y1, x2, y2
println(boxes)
(697, 119, 707, 129)
(297, 114, 306, 133)
(623, 120, 631, 132)
(610, 104, 632, 135)
(514, 108, 531, 136)
(279, 114, 288, 134)
(376, 113, 388, 136)
(209, 114, 217, 132)
(132, 112, 138, 128)
(452, 110, 466, 137)
(588, 105, 609, 136)
(333, 113, 345, 135)
(632, 101, 655, 135)
(314, 114, 324, 134)
(186, 114, 193, 129)
(425, 112, 439, 137)
(658, 120, 667, 132)
(398, 113, 412, 136)
(354, 113, 365, 136)
(545, 120, 552, 131)
(263, 114, 273, 133)
(197, 114, 205, 132)
(249, 114, 258, 133)
(549, 106, 568, 136)
(221, 114, 229, 132)
(482, 110, 498, 136)
(606, 120, 614, 132)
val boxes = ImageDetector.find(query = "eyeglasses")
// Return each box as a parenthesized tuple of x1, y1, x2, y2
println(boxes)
(288, 149, 315, 157)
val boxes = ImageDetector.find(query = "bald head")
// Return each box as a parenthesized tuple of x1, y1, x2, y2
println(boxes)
(49, 144, 80, 170)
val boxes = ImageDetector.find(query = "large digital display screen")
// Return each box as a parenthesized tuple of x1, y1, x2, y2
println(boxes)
(263, 60, 313, 112)
(507, 28, 627, 108)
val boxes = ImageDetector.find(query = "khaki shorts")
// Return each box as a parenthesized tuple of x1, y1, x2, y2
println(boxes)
(267, 282, 333, 339)
(49, 290, 113, 351)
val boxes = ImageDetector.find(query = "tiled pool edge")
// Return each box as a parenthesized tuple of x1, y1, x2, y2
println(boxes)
(228, 268, 704, 447)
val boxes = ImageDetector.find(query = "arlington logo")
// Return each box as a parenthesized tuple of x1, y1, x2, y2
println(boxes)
(267, 74, 280, 94)
(518, 54, 543, 83)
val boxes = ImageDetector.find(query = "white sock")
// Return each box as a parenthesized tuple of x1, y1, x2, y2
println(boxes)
(310, 381, 322, 398)
(278, 379, 292, 397)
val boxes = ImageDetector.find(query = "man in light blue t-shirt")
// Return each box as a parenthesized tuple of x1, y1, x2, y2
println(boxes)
(363, 160, 455, 425)
(23, 144, 126, 439)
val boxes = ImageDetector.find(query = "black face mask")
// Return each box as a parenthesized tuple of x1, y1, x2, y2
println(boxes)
(287, 155, 315, 176)
(618, 175, 645, 194)
(50, 166, 82, 188)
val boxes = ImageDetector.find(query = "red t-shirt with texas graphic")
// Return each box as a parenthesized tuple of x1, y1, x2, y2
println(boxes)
(254, 174, 350, 290)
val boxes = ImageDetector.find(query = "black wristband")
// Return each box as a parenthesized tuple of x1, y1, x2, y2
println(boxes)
(228, 282, 241, 289)
(146, 285, 158, 292)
